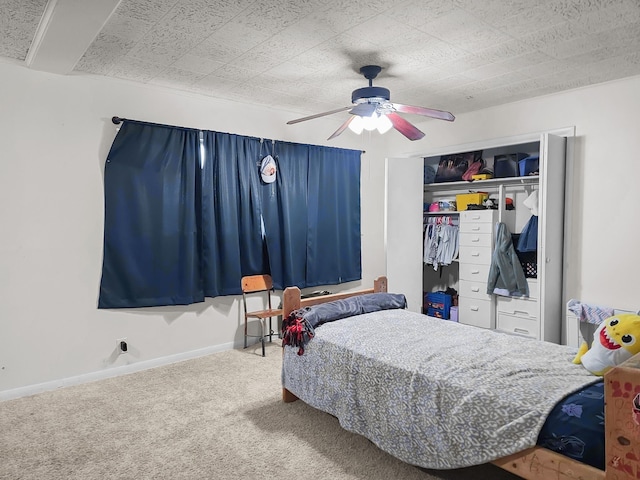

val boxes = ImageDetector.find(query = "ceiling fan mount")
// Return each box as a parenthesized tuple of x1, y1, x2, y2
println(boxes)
(287, 65, 455, 141)
(352, 65, 390, 103)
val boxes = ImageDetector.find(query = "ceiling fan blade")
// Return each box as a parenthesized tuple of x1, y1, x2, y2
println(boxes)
(392, 103, 455, 122)
(386, 112, 425, 141)
(349, 103, 377, 117)
(327, 116, 355, 140)
(287, 106, 352, 125)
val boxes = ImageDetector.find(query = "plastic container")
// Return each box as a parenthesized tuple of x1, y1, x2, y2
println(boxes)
(425, 292, 452, 320)
(449, 306, 458, 322)
(519, 155, 539, 176)
(494, 153, 528, 178)
(455, 192, 488, 211)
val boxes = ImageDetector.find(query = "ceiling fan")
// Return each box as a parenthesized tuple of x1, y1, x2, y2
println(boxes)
(286, 65, 455, 141)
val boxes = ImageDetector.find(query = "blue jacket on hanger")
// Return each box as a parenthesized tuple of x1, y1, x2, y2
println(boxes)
(487, 222, 529, 297)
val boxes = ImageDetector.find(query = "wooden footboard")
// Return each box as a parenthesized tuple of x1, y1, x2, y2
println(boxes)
(281, 275, 388, 403)
(492, 352, 640, 480)
(492, 446, 604, 479)
(603, 353, 640, 479)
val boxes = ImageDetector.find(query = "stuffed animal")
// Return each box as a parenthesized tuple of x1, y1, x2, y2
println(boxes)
(573, 313, 640, 376)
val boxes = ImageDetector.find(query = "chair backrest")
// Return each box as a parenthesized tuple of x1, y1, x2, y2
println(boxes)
(241, 274, 274, 294)
(241, 274, 276, 317)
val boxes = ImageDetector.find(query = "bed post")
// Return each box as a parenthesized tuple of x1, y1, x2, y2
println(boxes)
(604, 352, 640, 479)
(282, 286, 301, 403)
(373, 276, 388, 293)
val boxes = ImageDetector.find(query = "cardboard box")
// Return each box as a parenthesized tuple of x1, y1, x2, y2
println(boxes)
(456, 192, 488, 211)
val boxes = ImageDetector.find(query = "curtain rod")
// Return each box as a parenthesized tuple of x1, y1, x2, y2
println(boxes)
(111, 117, 365, 153)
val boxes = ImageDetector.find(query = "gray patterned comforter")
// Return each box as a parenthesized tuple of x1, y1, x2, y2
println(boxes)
(282, 309, 598, 469)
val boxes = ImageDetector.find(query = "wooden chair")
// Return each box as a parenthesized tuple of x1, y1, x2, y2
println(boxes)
(241, 274, 283, 357)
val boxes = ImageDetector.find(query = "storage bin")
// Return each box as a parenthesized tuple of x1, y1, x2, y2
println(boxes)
(425, 291, 452, 319)
(455, 192, 488, 211)
(494, 153, 528, 178)
(427, 307, 449, 320)
(519, 155, 539, 176)
(471, 173, 492, 180)
(449, 306, 458, 322)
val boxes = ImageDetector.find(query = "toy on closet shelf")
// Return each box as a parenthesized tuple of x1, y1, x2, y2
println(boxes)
(573, 313, 640, 376)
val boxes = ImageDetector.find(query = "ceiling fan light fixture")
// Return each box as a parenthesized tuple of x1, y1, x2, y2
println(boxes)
(348, 115, 364, 134)
(361, 113, 379, 131)
(376, 114, 393, 134)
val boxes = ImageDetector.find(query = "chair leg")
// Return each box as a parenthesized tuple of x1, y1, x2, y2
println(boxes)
(243, 316, 248, 349)
(261, 318, 266, 357)
(268, 317, 273, 343)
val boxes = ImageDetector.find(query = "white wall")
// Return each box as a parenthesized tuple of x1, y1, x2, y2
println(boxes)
(389, 74, 640, 313)
(2, 59, 639, 398)
(0, 61, 389, 397)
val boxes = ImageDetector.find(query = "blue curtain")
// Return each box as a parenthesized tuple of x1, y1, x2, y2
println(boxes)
(200, 132, 268, 297)
(99, 120, 361, 308)
(260, 143, 361, 289)
(260, 141, 308, 289)
(98, 121, 203, 308)
(307, 145, 361, 286)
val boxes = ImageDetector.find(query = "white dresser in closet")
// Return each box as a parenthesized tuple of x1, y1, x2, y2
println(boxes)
(457, 210, 498, 329)
(495, 279, 539, 338)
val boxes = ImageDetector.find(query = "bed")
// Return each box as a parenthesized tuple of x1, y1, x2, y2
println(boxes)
(280, 276, 640, 480)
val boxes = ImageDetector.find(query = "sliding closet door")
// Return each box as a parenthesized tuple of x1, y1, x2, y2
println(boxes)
(385, 156, 423, 313)
(538, 133, 567, 342)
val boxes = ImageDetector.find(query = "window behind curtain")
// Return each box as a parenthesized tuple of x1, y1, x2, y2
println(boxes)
(99, 121, 361, 308)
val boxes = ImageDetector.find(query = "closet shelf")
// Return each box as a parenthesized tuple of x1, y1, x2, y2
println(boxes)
(424, 175, 539, 193)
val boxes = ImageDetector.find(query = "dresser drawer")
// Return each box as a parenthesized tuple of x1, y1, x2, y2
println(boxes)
(460, 210, 496, 224)
(458, 246, 492, 265)
(459, 232, 492, 248)
(496, 312, 538, 339)
(459, 263, 490, 282)
(458, 297, 494, 329)
(460, 222, 494, 235)
(526, 279, 538, 300)
(496, 296, 538, 318)
(459, 279, 491, 301)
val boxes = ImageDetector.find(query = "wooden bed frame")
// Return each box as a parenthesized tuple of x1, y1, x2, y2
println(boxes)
(281, 276, 640, 480)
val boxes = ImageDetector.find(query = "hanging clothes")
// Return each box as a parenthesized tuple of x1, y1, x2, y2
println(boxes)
(518, 216, 538, 252)
(517, 190, 539, 252)
(487, 222, 529, 297)
(424, 221, 459, 271)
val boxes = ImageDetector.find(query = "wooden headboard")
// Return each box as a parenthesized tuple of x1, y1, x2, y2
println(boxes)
(281, 276, 388, 319)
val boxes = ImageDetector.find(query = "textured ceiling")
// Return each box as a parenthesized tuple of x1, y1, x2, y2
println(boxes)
(3, 0, 640, 121)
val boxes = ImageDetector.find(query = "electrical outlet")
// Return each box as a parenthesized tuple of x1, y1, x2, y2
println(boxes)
(117, 338, 128, 354)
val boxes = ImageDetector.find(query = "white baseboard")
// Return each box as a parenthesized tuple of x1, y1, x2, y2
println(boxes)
(0, 342, 237, 402)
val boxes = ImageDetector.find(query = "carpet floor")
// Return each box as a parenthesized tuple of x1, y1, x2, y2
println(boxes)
(0, 342, 519, 479)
